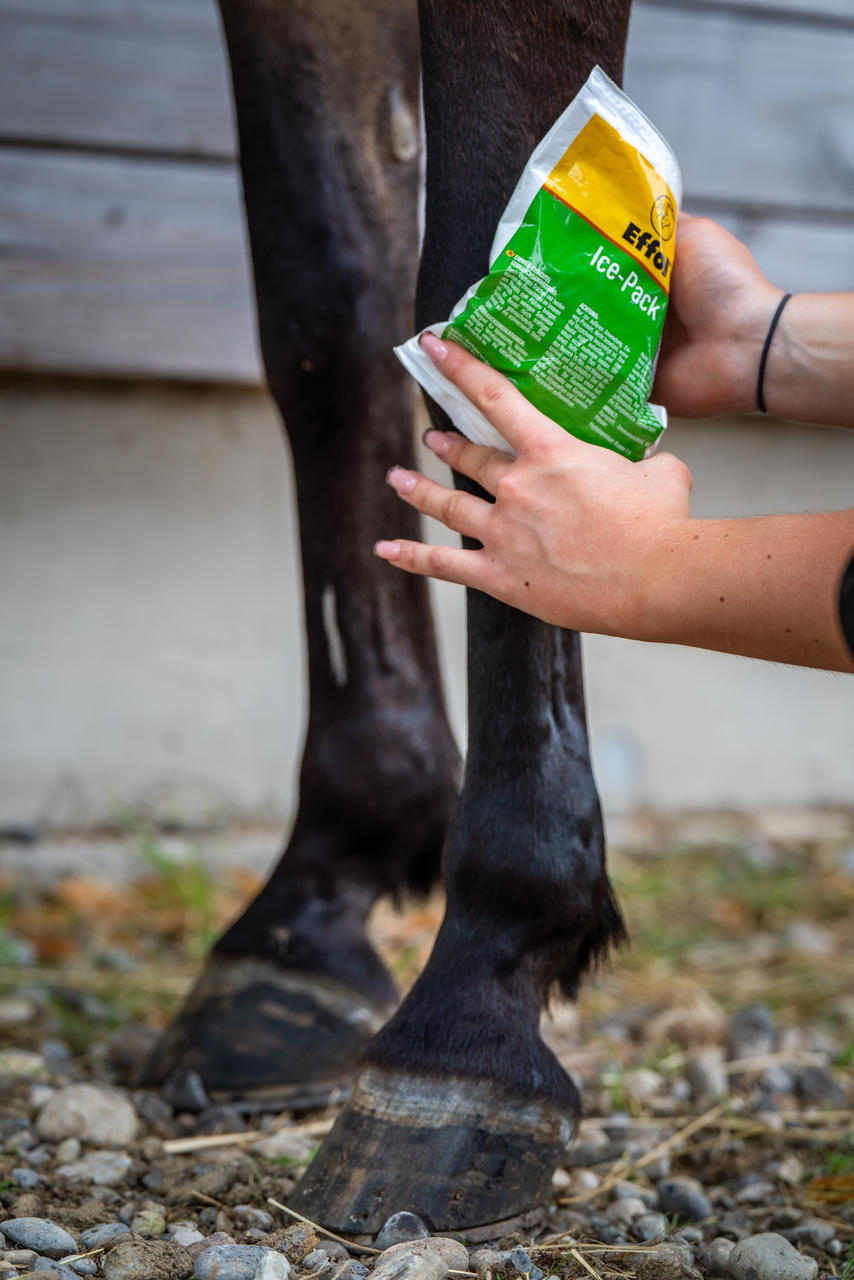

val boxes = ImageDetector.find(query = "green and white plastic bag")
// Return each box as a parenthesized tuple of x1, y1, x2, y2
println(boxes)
(395, 66, 682, 460)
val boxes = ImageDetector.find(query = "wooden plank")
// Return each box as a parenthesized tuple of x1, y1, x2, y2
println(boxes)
(0, 143, 850, 382)
(688, 205, 854, 293)
(0, 11, 236, 159)
(635, 0, 854, 24)
(0, 148, 262, 382)
(625, 4, 854, 212)
(0, 0, 221, 35)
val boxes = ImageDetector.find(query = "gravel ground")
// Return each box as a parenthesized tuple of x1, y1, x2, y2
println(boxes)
(1, 814, 854, 1279)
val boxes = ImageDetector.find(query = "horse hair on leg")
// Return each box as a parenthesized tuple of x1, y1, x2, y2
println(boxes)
(141, 0, 461, 1112)
(288, 0, 630, 1229)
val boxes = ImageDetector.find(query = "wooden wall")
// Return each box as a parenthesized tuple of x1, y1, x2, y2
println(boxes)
(1, 0, 852, 383)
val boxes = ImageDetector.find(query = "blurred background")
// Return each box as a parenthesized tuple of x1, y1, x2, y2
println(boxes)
(2, 0, 854, 846)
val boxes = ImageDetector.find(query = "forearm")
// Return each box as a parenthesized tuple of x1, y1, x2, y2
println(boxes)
(638, 511, 854, 670)
(763, 293, 854, 429)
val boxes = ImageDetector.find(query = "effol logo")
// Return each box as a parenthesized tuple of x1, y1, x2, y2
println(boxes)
(651, 194, 676, 241)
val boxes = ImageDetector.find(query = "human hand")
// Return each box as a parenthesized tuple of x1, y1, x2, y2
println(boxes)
(653, 213, 784, 418)
(375, 333, 693, 639)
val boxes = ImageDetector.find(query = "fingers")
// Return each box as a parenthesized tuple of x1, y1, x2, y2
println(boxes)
(386, 466, 491, 539)
(374, 538, 489, 590)
(422, 429, 512, 495)
(419, 332, 573, 455)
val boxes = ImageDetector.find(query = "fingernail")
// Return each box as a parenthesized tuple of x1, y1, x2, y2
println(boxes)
(419, 331, 448, 365)
(423, 429, 451, 457)
(386, 466, 417, 494)
(374, 540, 401, 560)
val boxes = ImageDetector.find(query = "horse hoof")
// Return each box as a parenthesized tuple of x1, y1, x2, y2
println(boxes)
(287, 1067, 578, 1232)
(139, 956, 395, 1109)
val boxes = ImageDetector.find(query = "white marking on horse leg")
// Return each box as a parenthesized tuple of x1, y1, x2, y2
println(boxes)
(388, 82, 418, 164)
(322, 583, 348, 687)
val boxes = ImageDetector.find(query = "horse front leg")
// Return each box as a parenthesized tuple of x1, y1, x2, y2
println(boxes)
(141, 0, 460, 1111)
(290, 0, 630, 1229)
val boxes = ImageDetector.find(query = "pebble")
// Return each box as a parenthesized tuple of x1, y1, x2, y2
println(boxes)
(10, 1169, 40, 1190)
(785, 1218, 836, 1249)
(727, 1232, 818, 1280)
(0, 1052, 50, 1082)
(607, 1196, 648, 1225)
(130, 1210, 166, 1238)
(79, 1224, 131, 1250)
(193, 1245, 269, 1280)
(248, 1131, 314, 1163)
(701, 1237, 734, 1275)
(36, 1086, 138, 1147)
(729, 1004, 777, 1060)
(187, 1234, 236, 1261)
(684, 1050, 728, 1105)
(252, 1256, 291, 1280)
(734, 1179, 776, 1204)
(54, 1139, 81, 1165)
(656, 1177, 713, 1222)
(102, 1237, 193, 1280)
(30, 1258, 79, 1280)
(68, 1261, 97, 1276)
(171, 1229, 205, 1249)
(301, 1249, 331, 1274)
(0, 1220, 78, 1260)
(634, 1243, 702, 1280)
(379, 1240, 469, 1273)
(55, 1152, 133, 1186)
(633, 1213, 668, 1242)
(231, 1207, 274, 1234)
(1, 1251, 39, 1269)
(613, 1180, 657, 1208)
(0, 997, 37, 1026)
(374, 1213, 429, 1250)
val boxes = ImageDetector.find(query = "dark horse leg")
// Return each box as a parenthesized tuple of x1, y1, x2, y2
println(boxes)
(142, 0, 460, 1110)
(288, 0, 631, 1230)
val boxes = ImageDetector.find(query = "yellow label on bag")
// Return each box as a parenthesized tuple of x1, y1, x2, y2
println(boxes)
(544, 113, 677, 294)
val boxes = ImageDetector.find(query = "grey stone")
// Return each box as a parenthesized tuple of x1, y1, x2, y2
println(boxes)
(54, 1139, 81, 1165)
(499, 1250, 541, 1280)
(374, 1214, 430, 1251)
(102, 1237, 193, 1280)
(608, 1197, 648, 1225)
(0, 1221, 78, 1260)
(701, 1238, 734, 1275)
(656, 1177, 713, 1222)
(301, 1250, 331, 1274)
(684, 1051, 728, 1105)
(252, 1255, 291, 1280)
(231, 1207, 274, 1234)
(380, 1240, 468, 1273)
(171, 1229, 205, 1249)
(785, 1218, 836, 1249)
(79, 1224, 131, 1250)
(633, 1213, 668, 1242)
(634, 1244, 702, 1280)
(613, 1180, 657, 1208)
(729, 1005, 777, 1060)
(728, 1233, 818, 1280)
(10, 1169, 40, 1190)
(734, 1180, 775, 1204)
(31, 1258, 79, 1280)
(1, 1250, 39, 1268)
(130, 1209, 166, 1238)
(36, 1086, 138, 1147)
(194, 1246, 268, 1280)
(793, 1064, 844, 1105)
(68, 1261, 98, 1275)
(0, 1052, 50, 1082)
(55, 1151, 133, 1186)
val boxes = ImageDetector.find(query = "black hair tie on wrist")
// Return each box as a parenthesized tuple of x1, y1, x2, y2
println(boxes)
(756, 292, 792, 414)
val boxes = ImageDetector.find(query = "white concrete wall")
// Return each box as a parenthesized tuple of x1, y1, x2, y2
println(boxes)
(2, 377, 852, 832)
